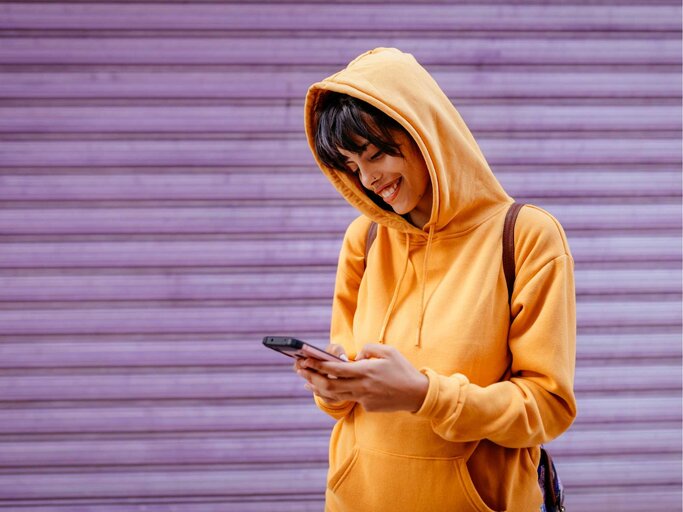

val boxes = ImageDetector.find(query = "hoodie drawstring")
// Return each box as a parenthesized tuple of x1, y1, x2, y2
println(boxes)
(376, 226, 435, 348)
(415, 224, 435, 347)
(377, 233, 411, 344)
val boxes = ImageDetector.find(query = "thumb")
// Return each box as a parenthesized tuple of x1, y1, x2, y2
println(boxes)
(356, 343, 393, 361)
(326, 343, 349, 361)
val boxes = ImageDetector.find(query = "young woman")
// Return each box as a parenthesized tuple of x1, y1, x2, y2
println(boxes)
(294, 47, 576, 512)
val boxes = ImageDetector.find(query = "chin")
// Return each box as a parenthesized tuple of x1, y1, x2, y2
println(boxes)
(390, 203, 411, 215)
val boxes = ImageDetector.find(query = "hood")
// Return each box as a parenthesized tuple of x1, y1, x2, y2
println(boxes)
(304, 47, 511, 236)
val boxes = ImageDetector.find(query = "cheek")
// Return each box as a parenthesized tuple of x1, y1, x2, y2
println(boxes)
(404, 166, 429, 197)
(414, 161, 431, 193)
(419, 172, 431, 196)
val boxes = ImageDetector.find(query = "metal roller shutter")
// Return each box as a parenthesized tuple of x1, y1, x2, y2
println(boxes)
(0, 1, 680, 510)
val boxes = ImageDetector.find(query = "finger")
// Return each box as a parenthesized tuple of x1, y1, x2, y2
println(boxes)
(296, 367, 318, 383)
(356, 343, 393, 361)
(299, 357, 316, 369)
(298, 368, 353, 402)
(307, 378, 357, 401)
(298, 360, 338, 379)
(303, 367, 342, 388)
(326, 344, 350, 361)
(305, 358, 367, 379)
(311, 388, 354, 404)
(325, 344, 345, 356)
(304, 382, 334, 400)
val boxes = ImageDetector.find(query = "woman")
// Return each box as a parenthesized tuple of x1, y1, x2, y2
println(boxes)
(294, 47, 576, 512)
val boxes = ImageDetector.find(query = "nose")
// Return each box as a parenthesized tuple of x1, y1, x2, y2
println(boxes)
(358, 164, 381, 189)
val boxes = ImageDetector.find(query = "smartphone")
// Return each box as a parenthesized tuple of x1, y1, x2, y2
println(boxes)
(262, 336, 346, 363)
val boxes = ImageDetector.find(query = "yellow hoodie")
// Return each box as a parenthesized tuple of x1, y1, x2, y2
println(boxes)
(303, 48, 576, 512)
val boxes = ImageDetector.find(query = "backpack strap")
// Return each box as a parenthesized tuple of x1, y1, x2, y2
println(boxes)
(503, 203, 525, 305)
(364, 221, 378, 269)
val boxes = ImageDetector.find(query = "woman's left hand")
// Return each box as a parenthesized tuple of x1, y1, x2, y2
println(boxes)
(297, 343, 429, 413)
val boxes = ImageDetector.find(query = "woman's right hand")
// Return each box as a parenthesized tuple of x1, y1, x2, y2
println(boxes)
(293, 344, 349, 403)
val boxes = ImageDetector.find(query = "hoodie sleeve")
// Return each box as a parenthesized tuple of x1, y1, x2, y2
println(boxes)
(313, 215, 371, 419)
(413, 206, 577, 448)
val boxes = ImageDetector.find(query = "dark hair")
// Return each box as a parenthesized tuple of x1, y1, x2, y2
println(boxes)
(314, 92, 407, 174)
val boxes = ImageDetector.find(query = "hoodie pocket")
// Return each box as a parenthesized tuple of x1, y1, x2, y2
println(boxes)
(326, 447, 498, 512)
(456, 458, 498, 512)
(328, 446, 361, 493)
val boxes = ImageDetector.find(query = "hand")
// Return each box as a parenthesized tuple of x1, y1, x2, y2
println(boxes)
(292, 344, 349, 404)
(295, 344, 429, 413)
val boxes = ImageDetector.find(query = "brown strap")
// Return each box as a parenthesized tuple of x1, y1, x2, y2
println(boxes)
(503, 203, 525, 305)
(364, 221, 378, 269)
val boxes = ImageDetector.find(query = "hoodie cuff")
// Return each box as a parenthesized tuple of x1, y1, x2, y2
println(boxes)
(313, 395, 356, 419)
(316, 396, 350, 409)
(411, 367, 469, 420)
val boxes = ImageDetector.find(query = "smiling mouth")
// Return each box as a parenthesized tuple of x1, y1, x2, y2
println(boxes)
(377, 178, 401, 202)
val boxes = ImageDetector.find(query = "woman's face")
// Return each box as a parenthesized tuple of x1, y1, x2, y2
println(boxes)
(337, 129, 433, 228)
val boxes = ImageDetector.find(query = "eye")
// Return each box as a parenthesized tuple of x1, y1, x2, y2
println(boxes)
(343, 160, 358, 174)
(369, 150, 383, 161)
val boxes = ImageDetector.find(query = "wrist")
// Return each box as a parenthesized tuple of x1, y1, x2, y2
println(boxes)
(408, 372, 429, 413)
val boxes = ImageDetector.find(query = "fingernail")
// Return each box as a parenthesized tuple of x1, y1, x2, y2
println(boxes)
(340, 354, 349, 361)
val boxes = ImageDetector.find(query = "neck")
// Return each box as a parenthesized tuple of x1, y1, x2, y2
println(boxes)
(407, 208, 430, 229)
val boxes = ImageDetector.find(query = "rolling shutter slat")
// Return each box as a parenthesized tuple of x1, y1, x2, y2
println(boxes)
(0, 37, 680, 66)
(1, 70, 680, 99)
(1, 4, 680, 31)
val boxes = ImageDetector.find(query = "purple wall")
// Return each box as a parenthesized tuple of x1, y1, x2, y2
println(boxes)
(0, 2, 681, 510)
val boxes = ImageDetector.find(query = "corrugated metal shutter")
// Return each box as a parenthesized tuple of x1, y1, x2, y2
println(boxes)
(0, 2, 680, 510)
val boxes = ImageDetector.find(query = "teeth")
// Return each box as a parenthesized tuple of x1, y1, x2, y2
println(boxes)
(380, 179, 399, 198)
